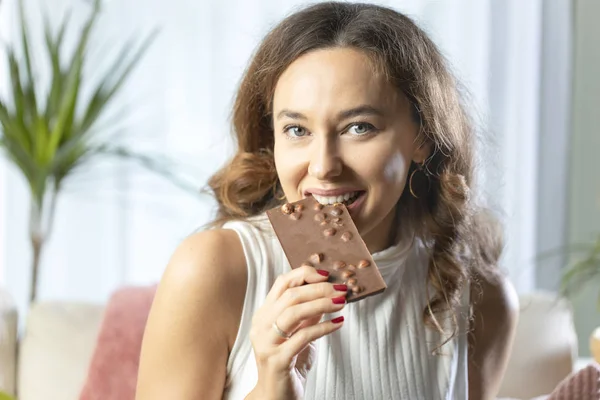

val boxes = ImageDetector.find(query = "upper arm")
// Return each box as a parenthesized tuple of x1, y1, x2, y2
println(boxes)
(468, 273, 519, 400)
(136, 228, 247, 400)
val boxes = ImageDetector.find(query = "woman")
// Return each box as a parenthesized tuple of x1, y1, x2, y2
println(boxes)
(136, 2, 518, 399)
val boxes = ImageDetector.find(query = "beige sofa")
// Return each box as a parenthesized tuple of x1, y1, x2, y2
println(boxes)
(0, 288, 580, 400)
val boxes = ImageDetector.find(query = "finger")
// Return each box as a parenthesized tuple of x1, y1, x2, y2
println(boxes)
(272, 282, 347, 316)
(265, 265, 330, 304)
(273, 295, 346, 340)
(265, 282, 346, 336)
(277, 316, 345, 362)
(297, 314, 323, 330)
(267, 313, 323, 346)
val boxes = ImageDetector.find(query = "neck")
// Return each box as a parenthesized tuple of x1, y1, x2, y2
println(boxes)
(362, 205, 399, 253)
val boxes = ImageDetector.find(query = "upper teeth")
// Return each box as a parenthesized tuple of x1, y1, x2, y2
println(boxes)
(312, 192, 358, 205)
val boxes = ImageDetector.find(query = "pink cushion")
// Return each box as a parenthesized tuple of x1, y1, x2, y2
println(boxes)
(79, 285, 157, 400)
(547, 363, 600, 400)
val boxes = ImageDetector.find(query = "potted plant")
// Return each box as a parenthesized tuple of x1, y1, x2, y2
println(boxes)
(559, 235, 600, 301)
(0, 0, 191, 305)
(558, 233, 600, 362)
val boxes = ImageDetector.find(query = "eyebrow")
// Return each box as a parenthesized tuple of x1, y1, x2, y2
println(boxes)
(276, 105, 385, 121)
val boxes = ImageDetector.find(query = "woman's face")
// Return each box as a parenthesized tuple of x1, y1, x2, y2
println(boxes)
(272, 47, 427, 252)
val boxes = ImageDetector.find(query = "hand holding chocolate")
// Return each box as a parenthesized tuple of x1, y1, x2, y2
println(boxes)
(267, 197, 387, 302)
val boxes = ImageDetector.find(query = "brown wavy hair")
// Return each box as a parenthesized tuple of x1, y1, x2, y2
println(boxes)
(207, 2, 501, 344)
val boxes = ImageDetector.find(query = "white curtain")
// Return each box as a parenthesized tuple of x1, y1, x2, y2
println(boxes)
(0, 0, 544, 320)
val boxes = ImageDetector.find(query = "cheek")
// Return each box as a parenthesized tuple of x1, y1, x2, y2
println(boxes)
(274, 151, 289, 182)
(274, 141, 289, 173)
(274, 147, 283, 175)
(274, 145, 303, 187)
(381, 151, 409, 185)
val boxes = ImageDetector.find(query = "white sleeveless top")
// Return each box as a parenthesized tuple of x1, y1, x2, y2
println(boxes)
(222, 215, 470, 400)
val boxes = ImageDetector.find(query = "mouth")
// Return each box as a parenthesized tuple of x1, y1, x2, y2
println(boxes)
(308, 190, 365, 207)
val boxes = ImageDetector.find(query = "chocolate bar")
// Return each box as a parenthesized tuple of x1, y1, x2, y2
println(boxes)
(266, 197, 386, 302)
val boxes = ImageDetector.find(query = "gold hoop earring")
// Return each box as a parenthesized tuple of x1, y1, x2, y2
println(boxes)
(409, 169, 420, 199)
(409, 162, 431, 199)
(272, 180, 286, 201)
(276, 191, 286, 201)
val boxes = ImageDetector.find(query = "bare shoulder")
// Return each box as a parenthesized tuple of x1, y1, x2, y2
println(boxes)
(472, 272, 519, 320)
(468, 272, 519, 399)
(136, 228, 247, 399)
(154, 227, 248, 347)
(164, 228, 247, 294)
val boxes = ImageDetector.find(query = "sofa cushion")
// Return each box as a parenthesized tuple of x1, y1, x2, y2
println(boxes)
(79, 285, 156, 400)
(18, 301, 104, 400)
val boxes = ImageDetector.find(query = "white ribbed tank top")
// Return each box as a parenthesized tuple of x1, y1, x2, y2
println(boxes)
(222, 215, 470, 400)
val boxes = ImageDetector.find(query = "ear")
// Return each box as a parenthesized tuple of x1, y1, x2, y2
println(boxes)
(412, 141, 432, 164)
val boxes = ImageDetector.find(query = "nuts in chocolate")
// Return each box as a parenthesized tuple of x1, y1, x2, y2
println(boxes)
(295, 204, 304, 212)
(330, 207, 343, 216)
(342, 270, 355, 278)
(314, 213, 327, 222)
(346, 278, 358, 286)
(313, 202, 324, 210)
(341, 231, 353, 241)
(333, 261, 346, 270)
(323, 227, 337, 236)
(290, 212, 301, 220)
(352, 286, 363, 294)
(310, 253, 324, 264)
(281, 203, 294, 214)
(358, 260, 371, 268)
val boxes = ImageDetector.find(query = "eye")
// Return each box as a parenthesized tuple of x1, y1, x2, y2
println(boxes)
(284, 125, 308, 138)
(347, 122, 375, 136)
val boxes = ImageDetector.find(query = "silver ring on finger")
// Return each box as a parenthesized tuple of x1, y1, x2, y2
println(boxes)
(272, 321, 292, 339)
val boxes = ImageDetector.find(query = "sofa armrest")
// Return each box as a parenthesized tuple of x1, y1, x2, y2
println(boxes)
(18, 300, 104, 400)
(0, 287, 18, 396)
(498, 291, 578, 399)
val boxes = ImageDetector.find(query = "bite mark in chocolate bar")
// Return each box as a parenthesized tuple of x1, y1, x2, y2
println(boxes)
(267, 197, 387, 302)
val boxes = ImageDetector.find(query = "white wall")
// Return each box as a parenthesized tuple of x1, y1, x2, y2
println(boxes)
(0, 0, 546, 321)
(568, 0, 600, 357)
(535, 0, 573, 290)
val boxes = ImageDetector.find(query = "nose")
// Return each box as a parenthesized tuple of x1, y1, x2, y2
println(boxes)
(308, 137, 343, 180)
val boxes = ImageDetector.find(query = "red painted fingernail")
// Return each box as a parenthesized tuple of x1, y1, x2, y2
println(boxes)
(333, 284, 348, 292)
(331, 316, 344, 324)
(332, 296, 346, 304)
(317, 269, 329, 277)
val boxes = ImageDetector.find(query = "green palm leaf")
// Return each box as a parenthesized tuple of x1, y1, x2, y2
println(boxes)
(559, 234, 600, 306)
(17, 0, 38, 116)
(6, 49, 33, 151)
(0, 0, 194, 304)
(44, 0, 99, 165)
(77, 31, 158, 137)
(43, 9, 71, 124)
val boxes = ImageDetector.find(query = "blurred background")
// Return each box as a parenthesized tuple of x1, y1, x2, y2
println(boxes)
(0, 0, 598, 399)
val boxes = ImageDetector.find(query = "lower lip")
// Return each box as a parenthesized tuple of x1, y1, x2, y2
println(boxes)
(345, 192, 366, 215)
